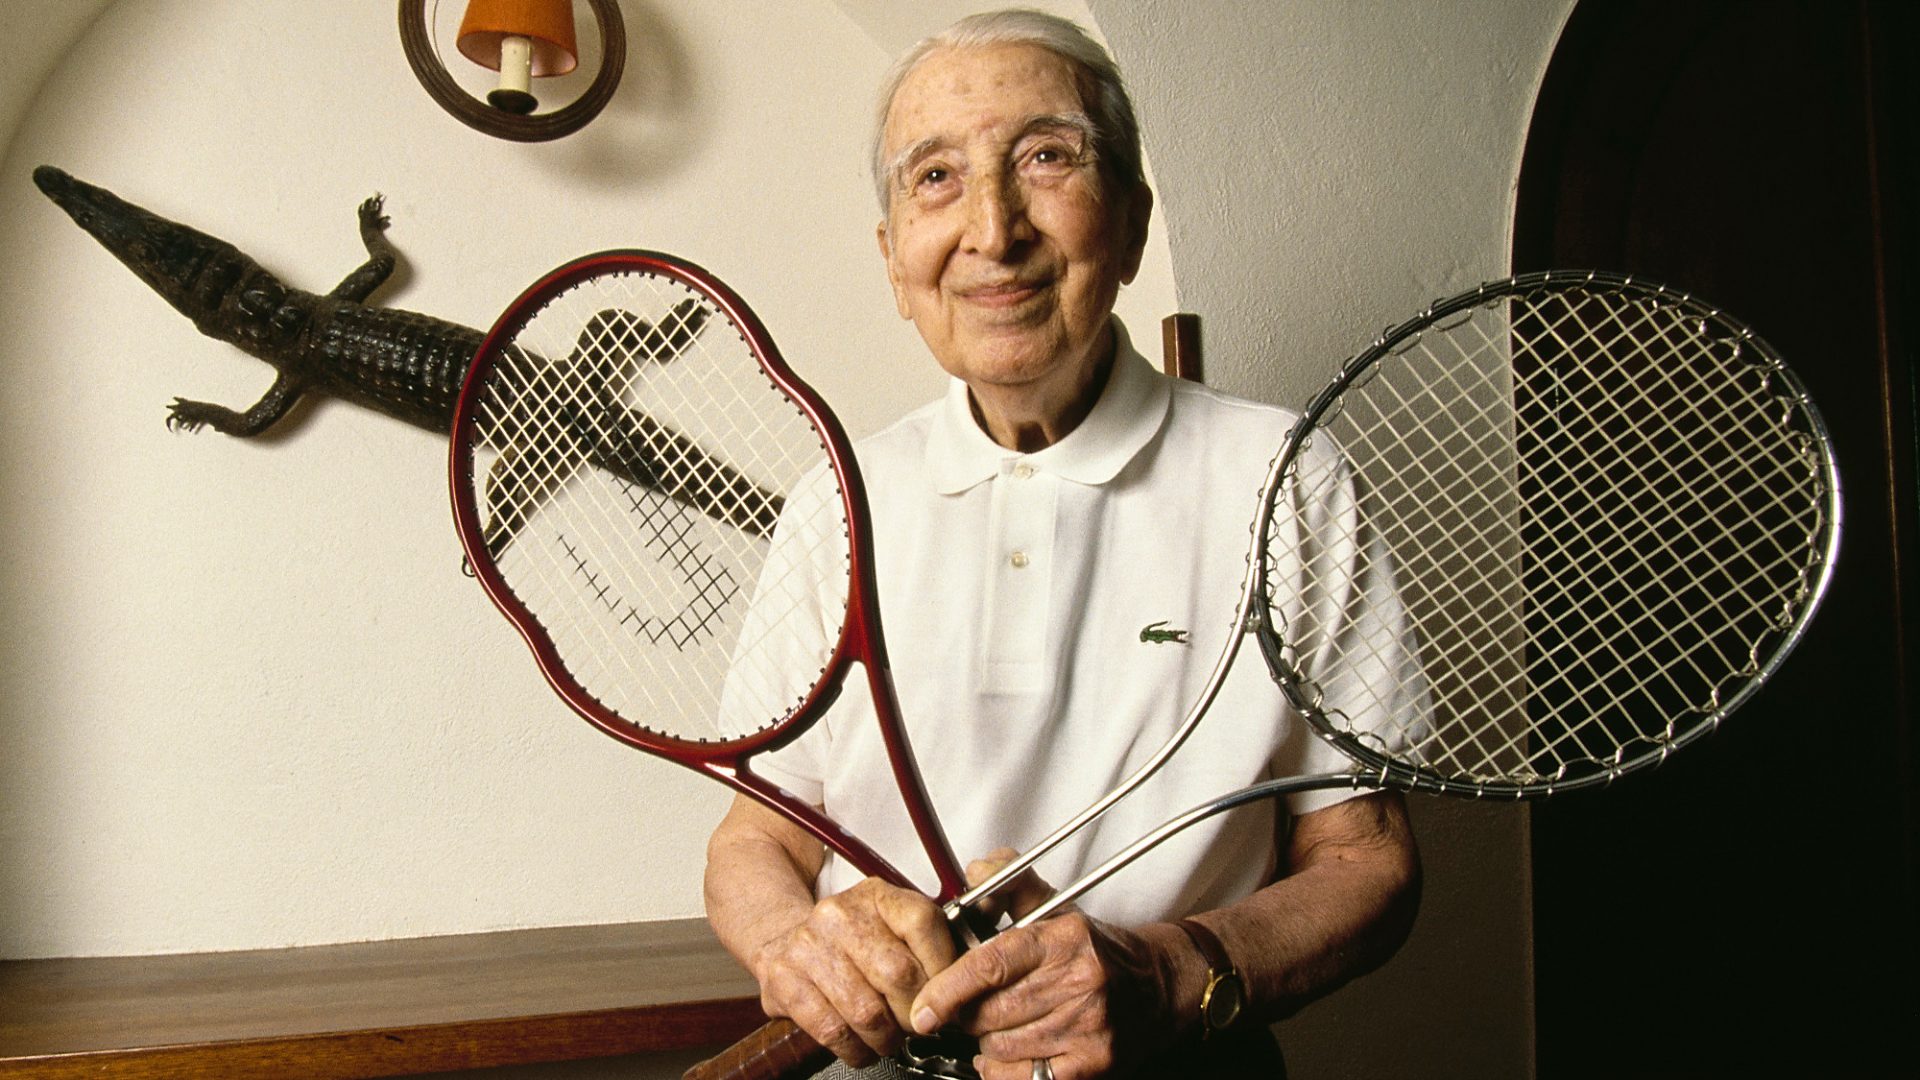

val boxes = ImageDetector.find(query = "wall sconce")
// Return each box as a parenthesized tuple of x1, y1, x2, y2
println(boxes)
(457, 0, 578, 115)
(399, 0, 627, 142)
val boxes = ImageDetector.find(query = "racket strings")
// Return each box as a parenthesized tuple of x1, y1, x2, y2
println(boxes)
(1510, 295, 1822, 733)
(1267, 283, 1830, 791)
(1285, 311, 1529, 780)
(467, 270, 852, 744)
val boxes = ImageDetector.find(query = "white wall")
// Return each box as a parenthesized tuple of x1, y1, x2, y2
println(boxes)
(0, 0, 1176, 965)
(0, 0, 1047, 960)
(0, 1, 1572, 1077)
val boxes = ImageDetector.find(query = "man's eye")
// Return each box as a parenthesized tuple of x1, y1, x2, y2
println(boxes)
(1025, 144, 1077, 171)
(915, 167, 951, 189)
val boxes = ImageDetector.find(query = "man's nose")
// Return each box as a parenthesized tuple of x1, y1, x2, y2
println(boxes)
(962, 172, 1032, 259)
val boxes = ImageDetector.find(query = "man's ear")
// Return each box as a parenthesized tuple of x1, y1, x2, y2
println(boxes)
(1118, 184, 1153, 286)
(876, 219, 912, 319)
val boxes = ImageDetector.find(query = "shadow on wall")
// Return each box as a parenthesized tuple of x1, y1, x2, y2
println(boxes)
(534, 0, 703, 186)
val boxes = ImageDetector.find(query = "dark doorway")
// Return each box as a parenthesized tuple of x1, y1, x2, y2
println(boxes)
(1515, 1, 1916, 1075)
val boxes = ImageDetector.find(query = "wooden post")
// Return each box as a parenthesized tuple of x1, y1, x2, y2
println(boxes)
(1160, 312, 1202, 383)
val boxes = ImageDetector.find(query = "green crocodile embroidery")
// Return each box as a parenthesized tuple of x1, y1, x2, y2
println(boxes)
(1139, 620, 1189, 645)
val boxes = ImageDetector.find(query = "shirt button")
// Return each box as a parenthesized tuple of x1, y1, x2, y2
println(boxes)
(1013, 463, 1035, 480)
(1009, 550, 1030, 569)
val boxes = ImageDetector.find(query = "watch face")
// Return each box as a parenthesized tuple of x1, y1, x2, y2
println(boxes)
(1203, 972, 1246, 1031)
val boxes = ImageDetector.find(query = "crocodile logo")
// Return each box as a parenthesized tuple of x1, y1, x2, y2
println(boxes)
(1139, 620, 1188, 645)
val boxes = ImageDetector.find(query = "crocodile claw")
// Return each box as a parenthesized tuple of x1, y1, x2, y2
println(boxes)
(165, 397, 250, 434)
(358, 194, 389, 233)
(165, 397, 212, 432)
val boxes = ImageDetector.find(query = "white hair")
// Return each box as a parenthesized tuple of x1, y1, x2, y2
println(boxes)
(869, 8, 1146, 211)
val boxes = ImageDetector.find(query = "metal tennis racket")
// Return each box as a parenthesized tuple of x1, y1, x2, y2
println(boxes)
(448, 248, 972, 932)
(961, 270, 1838, 930)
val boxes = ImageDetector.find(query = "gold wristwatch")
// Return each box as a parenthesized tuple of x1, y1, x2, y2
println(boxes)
(1175, 918, 1246, 1039)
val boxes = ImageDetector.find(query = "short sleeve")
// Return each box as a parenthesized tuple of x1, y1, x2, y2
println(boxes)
(1267, 439, 1434, 815)
(714, 463, 851, 807)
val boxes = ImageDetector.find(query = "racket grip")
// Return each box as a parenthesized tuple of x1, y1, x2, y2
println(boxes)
(683, 1017, 834, 1080)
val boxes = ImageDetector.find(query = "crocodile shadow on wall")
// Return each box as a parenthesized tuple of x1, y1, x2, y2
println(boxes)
(32, 166, 780, 543)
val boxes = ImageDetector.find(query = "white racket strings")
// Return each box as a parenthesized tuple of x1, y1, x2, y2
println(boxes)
(466, 270, 851, 744)
(1270, 282, 1833, 792)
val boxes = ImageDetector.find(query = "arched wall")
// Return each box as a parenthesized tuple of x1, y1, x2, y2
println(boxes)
(0, 0, 1158, 960)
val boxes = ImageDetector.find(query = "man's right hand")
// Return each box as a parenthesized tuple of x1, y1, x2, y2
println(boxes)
(707, 796, 1063, 1067)
(748, 875, 960, 1065)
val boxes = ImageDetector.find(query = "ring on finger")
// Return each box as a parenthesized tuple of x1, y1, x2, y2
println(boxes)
(1032, 1058, 1055, 1080)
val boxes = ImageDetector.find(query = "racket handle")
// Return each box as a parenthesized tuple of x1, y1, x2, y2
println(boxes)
(683, 1017, 833, 1080)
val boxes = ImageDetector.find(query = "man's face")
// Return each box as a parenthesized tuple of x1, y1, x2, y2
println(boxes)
(876, 43, 1148, 408)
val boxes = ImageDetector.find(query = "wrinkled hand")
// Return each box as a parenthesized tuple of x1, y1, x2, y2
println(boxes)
(749, 876, 957, 1065)
(909, 912, 1178, 1080)
(963, 846, 1057, 927)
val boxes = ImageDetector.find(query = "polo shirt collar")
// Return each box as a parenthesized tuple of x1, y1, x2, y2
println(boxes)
(926, 320, 1171, 494)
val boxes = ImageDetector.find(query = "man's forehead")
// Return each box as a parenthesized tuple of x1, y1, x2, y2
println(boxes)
(882, 42, 1090, 152)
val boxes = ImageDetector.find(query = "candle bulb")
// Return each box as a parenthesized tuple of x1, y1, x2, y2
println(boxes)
(456, 0, 579, 115)
(490, 35, 536, 113)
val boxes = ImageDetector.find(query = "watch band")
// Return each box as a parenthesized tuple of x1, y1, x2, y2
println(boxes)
(1175, 918, 1244, 1038)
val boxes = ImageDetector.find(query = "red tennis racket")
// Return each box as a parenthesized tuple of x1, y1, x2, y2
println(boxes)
(448, 254, 972, 1070)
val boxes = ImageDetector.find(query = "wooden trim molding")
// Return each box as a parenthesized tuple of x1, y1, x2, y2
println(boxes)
(0, 919, 762, 1078)
(1160, 312, 1202, 383)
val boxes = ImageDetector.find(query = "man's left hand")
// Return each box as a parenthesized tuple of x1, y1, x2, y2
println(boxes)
(909, 912, 1183, 1080)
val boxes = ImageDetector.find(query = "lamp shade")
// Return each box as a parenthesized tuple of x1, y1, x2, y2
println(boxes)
(457, 0, 579, 77)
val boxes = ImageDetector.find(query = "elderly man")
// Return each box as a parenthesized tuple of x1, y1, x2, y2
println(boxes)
(704, 10, 1419, 1079)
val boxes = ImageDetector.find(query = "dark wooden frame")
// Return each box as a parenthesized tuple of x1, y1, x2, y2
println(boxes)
(398, 0, 626, 142)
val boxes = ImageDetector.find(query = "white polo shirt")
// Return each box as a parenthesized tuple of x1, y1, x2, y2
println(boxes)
(755, 321, 1391, 925)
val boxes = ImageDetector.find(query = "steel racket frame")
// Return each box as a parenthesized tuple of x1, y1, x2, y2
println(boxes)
(450, 249, 968, 899)
(1255, 269, 1840, 797)
(964, 269, 1841, 927)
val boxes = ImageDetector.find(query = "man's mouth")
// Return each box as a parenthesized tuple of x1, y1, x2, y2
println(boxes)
(957, 278, 1049, 309)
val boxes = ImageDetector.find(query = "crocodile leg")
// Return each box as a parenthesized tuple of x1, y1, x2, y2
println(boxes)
(327, 195, 398, 303)
(167, 370, 308, 435)
(650, 298, 710, 360)
(561, 300, 779, 538)
(482, 427, 589, 560)
(596, 408, 782, 538)
(481, 446, 539, 560)
(576, 299, 710, 366)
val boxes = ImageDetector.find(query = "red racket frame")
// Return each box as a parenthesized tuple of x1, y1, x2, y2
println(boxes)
(448, 249, 968, 900)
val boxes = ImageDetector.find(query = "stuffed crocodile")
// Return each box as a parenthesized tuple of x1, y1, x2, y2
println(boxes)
(33, 166, 779, 539)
